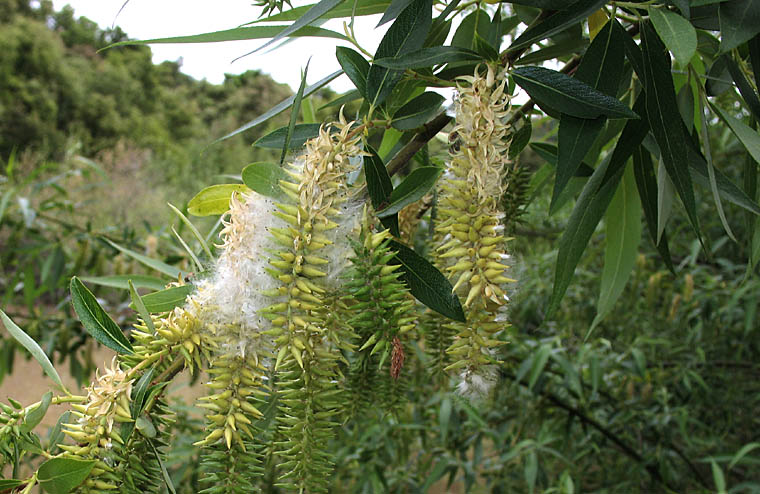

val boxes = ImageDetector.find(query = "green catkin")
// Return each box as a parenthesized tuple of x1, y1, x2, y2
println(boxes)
(433, 65, 516, 393)
(343, 213, 416, 417)
(263, 116, 363, 492)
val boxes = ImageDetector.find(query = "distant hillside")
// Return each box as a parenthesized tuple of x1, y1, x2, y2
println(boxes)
(0, 0, 340, 188)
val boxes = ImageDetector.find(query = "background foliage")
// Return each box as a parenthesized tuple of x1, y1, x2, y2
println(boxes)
(1, 0, 760, 492)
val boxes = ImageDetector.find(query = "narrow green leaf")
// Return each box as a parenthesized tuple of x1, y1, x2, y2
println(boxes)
(377, 0, 414, 27)
(649, 7, 697, 67)
(20, 391, 52, 433)
(131, 285, 194, 313)
(508, 0, 606, 50)
(512, 66, 638, 119)
(391, 92, 445, 130)
(711, 460, 727, 494)
(374, 46, 482, 69)
(554, 19, 625, 212)
(107, 25, 347, 49)
(451, 9, 490, 51)
(547, 96, 649, 317)
(439, 396, 452, 443)
(701, 101, 737, 241)
(255, 123, 323, 150)
(336, 47, 370, 97)
(509, 119, 532, 160)
(389, 240, 465, 322)
(641, 22, 701, 242)
(657, 157, 675, 245)
(103, 238, 182, 279)
(37, 457, 95, 494)
(214, 70, 342, 143)
(239, 0, 346, 57)
(319, 89, 362, 110)
(0, 309, 67, 393)
(364, 146, 400, 236)
(632, 147, 675, 272)
(281, 61, 310, 165)
(591, 163, 641, 331)
(377, 166, 442, 217)
(242, 162, 289, 201)
(130, 368, 155, 420)
(719, 0, 760, 53)
(149, 440, 177, 494)
(167, 203, 212, 259)
(187, 184, 250, 217)
(79, 275, 168, 291)
(367, 0, 432, 107)
(514, 37, 588, 66)
(529, 142, 594, 176)
(128, 280, 155, 333)
(252, 0, 390, 23)
(70, 277, 133, 354)
(729, 443, 760, 469)
(688, 144, 760, 216)
(711, 103, 760, 165)
(47, 410, 71, 452)
(0, 480, 23, 491)
(528, 344, 551, 389)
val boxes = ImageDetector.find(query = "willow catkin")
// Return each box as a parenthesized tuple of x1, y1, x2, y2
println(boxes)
(434, 65, 516, 397)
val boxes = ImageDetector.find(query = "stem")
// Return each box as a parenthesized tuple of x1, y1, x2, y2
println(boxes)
(501, 369, 681, 492)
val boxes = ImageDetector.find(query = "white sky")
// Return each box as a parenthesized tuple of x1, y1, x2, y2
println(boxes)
(50, 0, 389, 93)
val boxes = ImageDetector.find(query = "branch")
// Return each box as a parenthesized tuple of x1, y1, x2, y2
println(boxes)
(501, 369, 682, 492)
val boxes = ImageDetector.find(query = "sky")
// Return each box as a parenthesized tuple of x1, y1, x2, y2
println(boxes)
(50, 0, 390, 93)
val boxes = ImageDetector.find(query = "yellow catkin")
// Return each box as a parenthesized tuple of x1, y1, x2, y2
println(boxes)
(434, 65, 516, 389)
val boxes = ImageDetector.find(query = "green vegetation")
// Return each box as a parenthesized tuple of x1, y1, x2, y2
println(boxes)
(1, 0, 760, 493)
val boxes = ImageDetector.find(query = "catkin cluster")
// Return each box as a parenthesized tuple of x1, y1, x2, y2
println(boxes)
(434, 64, 516, 395)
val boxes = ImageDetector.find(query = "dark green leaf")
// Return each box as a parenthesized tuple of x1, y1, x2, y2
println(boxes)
(711, 102, 760, 164)
(280, 61, 310, 164)
(107, 24, 347, 49)
(424, 17, 452, 48)
(377, 0, 414, 27)
(547, 96, 649, 317)
(725, 55, 760, 121)
(70, 277, 133, 354)
(243, 0, 346, 56)
(253, 0, 390, 22)
(130, 367, 155, 420)
(20, 391, 52, 433)
(554, 19, 625, 213)
(37, 457, 95, 494)
(591, 163, 641, 330)
(254, 123, 323, 150)
(0, 480, 23, 491)
(508, 0, 606, 50)
(128, 280, 154, 332)
(749, 35, 760, 89)
(336, 47, 370, 97)
(364, 146, 400, 236)
(0, 310, 67, 392)
(512, 66, 638, 119)
(148, 440, 176, 494)
(132, 285, 194, 313)
(103, 239, 182, 278)
(374, 46, 482, 69)
(719, 0, 760, 53)
(187, 184, 250, 217)
(451, 9, 491, 50)
(215, 70, 342, 143)
(632, 146, 675, 272)
(706, 56, 733, 96)
(514, 37, 588, 66)
(378, 167, 442, 217)
(688, 142, 760, 216)
(391, 92, 445, 130)
(242, 162, 289, 201)
(389, 240, 465, 322)
(649, 6, 697, 67)
(367, 0, 432, 107)
(509, 119, 532, 160)
(529, 143, 594, 176)
(640, 22, 701, 241)
(319, 89, 362, 110)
